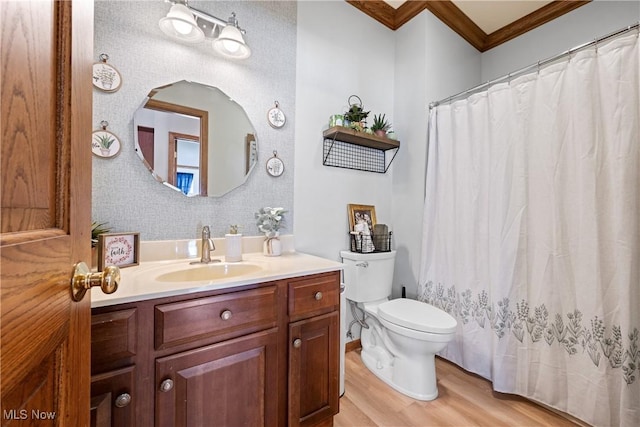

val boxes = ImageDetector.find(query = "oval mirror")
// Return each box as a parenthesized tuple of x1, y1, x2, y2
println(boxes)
(133, 81, 258, 197)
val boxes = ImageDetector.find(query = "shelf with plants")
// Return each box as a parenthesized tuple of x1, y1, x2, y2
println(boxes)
(322, 126, 400, 173)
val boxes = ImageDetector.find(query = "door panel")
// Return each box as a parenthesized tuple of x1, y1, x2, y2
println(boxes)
(289, 311, 339, 427)
(1, 0, 94, 425)
(155, 329, 279, 427)
(90, 366, 136, 427)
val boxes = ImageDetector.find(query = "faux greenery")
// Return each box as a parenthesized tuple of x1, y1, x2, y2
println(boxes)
(228, 224, 241, 234)
(91, 221, 111, 248)
(371, 114, 391, 132)
(95, 133, 115, 150)
(344, 104, 370, 124)
(255, 207, 286, 237)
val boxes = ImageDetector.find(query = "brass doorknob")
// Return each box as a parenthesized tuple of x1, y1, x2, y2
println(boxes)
(70, 262, 120, 302)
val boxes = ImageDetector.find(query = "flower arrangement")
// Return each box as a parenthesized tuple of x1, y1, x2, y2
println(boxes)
(255, 207, 286, 238)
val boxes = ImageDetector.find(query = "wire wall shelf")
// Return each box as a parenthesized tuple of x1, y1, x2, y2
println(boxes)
(322, 126, 400, 174)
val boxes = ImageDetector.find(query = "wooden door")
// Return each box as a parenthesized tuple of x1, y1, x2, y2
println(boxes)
(155, 329, 279, 427)
(1, 0, 93, 425)
(289, 311, 340, 427)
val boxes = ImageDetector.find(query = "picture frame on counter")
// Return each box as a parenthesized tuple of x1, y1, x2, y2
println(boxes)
(97, 232, 140, 270)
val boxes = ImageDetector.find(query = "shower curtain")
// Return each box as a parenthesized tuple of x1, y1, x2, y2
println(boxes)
(418, 33, 639, 426)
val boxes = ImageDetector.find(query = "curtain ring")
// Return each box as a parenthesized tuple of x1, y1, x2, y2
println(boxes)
(594, 38, 598, 54)
(537, 61, 541, 75)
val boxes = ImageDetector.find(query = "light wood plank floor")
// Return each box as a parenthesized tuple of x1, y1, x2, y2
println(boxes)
(335, 350, 579, 427)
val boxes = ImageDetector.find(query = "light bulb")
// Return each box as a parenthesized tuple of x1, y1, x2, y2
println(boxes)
(172, 20, 192, 35)
(222, 39, 240, 53)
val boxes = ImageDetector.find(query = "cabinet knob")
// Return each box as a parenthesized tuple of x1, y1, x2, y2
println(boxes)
(220, 310, 233, 321)
(114, 393, 131, 408)
(293, 338, 302, 348)
(159, 379, 174, 393)
(314, 291, 323, 301)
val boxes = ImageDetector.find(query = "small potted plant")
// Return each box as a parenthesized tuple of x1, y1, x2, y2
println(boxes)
(344, 101, 370, 131)
(255, 207, 286, 256)
(91, 221, 111, 268)
(370, 114, 391, 137)
(225, 224, 243, 262)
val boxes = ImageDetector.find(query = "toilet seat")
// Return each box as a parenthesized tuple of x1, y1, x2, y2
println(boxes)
(378, 299, 457, 334)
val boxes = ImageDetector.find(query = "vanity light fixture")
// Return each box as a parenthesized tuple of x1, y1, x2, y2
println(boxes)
(212, 13, 251, 59)
(158, 0, 251, 59)
(158, 2, 205, 43)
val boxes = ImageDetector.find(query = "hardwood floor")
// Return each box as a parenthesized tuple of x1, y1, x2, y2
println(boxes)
(335, 350, 579, 427)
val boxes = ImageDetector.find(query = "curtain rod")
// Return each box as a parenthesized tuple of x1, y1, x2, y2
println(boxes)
(429, 22, 639, 110)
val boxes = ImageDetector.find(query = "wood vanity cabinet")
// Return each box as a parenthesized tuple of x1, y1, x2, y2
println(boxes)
(90, 270, 340, 427)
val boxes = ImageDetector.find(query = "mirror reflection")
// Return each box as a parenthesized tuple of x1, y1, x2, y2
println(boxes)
(134, 81, 258, 197)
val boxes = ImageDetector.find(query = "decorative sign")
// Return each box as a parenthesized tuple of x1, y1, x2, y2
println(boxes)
(92, 53, 122, 92)
(97, 233, 140, 270)
(267, 101, 286, 129)
(92, 121, 121, 159)
(266, 151, 284, 177)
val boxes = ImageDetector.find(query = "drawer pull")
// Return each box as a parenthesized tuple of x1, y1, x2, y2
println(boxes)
(220, 310, 233, 321)
(293, 338, 302, 349)
(159, 379, 174, 393)
(314, 291, 323, 301)
(114, 393, 131, 408)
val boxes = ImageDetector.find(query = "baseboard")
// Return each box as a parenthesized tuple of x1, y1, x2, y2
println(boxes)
(345, 339, 361, 353)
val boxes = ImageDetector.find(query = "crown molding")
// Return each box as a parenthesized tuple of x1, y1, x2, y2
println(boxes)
(346, 0, 591, 52)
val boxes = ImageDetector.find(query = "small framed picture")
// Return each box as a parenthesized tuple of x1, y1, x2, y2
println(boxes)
(347, 204, 377, 234)
(92, 129, 122, 158)
(92, 61, 122, 92)
(97, 233, 140, 270)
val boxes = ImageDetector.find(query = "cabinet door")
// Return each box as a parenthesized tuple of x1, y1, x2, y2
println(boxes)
(155, 328, 279, 427)
(289, 311, 339, 427)
(90, 366, 135, 427)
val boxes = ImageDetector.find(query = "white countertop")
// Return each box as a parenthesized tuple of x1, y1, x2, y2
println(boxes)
(91, 251, 344, 308)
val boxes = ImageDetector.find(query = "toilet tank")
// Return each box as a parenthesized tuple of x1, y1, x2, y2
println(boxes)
(340, 250, 396, 303)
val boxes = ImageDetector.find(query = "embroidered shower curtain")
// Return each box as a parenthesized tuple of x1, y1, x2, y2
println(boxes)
(418, 33, 639, 426)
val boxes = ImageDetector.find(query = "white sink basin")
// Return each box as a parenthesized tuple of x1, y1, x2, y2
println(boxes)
(155, 263, 263, 282)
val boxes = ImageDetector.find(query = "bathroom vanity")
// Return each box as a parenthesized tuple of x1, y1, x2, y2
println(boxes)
(90, 252, 342, 427)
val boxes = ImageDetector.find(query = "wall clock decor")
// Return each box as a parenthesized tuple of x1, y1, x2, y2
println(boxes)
(92, 121, 122, 159)
(267, 101, 286, 129)
(266, 151, 284, 177)
(92, 53, 122, 92)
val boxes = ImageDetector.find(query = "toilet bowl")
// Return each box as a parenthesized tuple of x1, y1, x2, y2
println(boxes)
(340, 250, 457, 401)
(360, 298, 456, 400)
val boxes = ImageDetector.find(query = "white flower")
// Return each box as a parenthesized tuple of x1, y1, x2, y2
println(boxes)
(255, 207, 287, 237)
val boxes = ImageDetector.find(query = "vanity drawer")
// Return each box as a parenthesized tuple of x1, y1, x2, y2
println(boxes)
(288, 272, 340, 321)
(155, 286, 278, 350)
(91, 308, 138, 373)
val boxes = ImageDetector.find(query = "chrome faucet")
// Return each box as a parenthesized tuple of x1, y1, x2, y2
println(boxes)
(191, 226, 220, 264)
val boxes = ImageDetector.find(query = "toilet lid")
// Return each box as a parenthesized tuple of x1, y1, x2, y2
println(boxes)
(378, 299, 457, 334)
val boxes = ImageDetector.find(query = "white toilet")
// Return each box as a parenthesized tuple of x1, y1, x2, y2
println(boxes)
(340, 250, 457, 401)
